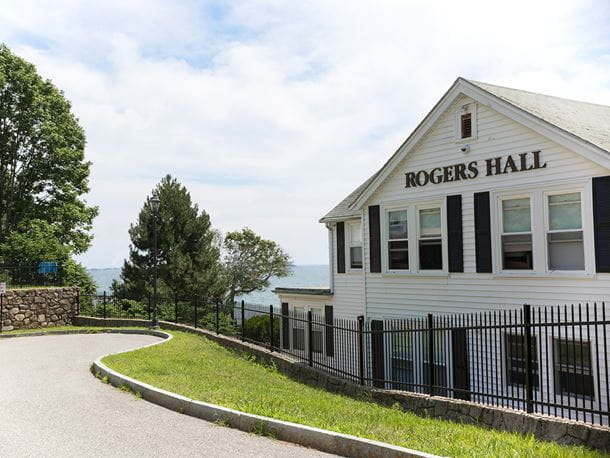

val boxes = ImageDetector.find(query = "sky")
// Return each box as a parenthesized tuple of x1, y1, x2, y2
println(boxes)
(1, 0, 610, 268)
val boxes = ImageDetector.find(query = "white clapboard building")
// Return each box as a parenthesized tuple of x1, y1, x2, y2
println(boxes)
(274, 78, 610, 422)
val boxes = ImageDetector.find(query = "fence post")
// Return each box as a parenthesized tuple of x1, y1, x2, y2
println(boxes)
(194, 297, 198, 328)
(103, 291, 107, 320)
(269, 305, 274, 352)
(215, 299, 219, 335)
(76, 289, 80, 316)
(427, 313, 435, 396)
(523, 303, 534, 414)
(371, 320, 385, 388)
(357, 315, 364, 385)
(307, 310, 313, 367)
(0, 293, 4, 333)
(174, 294, 178, 324)
(241, 300, 245, 341)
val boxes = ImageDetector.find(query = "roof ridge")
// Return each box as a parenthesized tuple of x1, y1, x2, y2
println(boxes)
(467, 78, 610, 109)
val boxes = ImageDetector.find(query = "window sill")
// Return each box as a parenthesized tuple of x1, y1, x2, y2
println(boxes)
(345, 269, 363, 274)
(382, 271, 449, 278)
(493, 271, 595, 280)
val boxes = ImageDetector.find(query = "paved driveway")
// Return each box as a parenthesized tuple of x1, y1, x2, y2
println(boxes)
(0, 333, 333, 457)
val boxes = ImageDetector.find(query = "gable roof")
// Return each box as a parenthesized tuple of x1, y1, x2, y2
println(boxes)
(320, 77, 610, 223)
(471, 80, 610, 154)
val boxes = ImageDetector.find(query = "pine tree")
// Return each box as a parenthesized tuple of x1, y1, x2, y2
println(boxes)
(114, 175, 224, 302)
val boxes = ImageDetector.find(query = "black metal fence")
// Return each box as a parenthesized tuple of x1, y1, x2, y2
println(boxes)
(233, 301, 610, 427)
(76, 295, 610, 427)
(0, 264, 62, 288)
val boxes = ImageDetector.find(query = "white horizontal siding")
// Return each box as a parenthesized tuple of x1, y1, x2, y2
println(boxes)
(327, 94, 610, 319)
(331, 221, 365, 319)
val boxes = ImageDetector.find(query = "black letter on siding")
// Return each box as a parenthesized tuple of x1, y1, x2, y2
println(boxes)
(336, 222, 346, 274)
(369, 205, 382, 273)
(593, 176, 610, 272)
(281, 302, 290, 349)
(474, 191, 493, 273)
(447, 195, 464, 273)
(325, 305, 334, 357)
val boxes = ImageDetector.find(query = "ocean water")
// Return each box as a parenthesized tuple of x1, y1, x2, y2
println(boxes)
(87, 265, 329, 305)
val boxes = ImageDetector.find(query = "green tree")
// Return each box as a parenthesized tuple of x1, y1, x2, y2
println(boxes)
(0, 44, 97, 254)
(223, 227, 291, 307)
(0, 219, 96, 293)
(114, 175, 224, 302)
(0, 44, 97, 292)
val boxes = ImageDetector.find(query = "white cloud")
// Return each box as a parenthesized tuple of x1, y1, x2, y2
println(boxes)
(1, 0, 609, 267)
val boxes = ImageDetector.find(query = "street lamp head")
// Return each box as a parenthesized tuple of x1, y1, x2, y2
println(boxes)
(150, 193, 160, 213)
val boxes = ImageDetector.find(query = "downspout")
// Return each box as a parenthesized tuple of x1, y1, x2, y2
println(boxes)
(362, 209, 368, 320)
(325, 222, 334, 293)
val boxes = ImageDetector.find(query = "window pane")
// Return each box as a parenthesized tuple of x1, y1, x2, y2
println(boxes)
(502, 234, 533, 269)
(389, 210, 408, 239)
(350, 246, 363, 269)
(548, 231, 584, 270)
(392, 329, 414, 388)
(554, 339, 594, 397)
(505, 334, 539, 387)
(350, 222, 362, 243)
(503, 198, 531, 233)
(389, 240, 409, 269)
(549, 193, 582, 231)
(419, 239, 442, 269)
(420, 208, 441, 237)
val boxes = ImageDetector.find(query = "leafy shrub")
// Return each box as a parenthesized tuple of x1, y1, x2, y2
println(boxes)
(200, 312, 237, 335)
(243, 315, 280, 347)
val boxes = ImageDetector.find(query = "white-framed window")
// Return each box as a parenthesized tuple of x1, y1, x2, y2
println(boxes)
(419, 207, 442, 270)
(292, 306, 305, 351)
(455, 103, 477, 142)
(387, 209, 409, 270)
(310, 306, 324, 354)
(546, 192, 584, 271)
(501, 197, 533, 270)
(492, 180, 594, 276)
(346, 221, 363, 270)
(383, 201, 447, 274)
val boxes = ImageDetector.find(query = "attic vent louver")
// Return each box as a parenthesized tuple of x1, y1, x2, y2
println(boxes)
(461, 112, 472, 139)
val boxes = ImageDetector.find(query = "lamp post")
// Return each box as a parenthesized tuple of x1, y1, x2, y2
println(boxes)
(150, 193, 160, 329)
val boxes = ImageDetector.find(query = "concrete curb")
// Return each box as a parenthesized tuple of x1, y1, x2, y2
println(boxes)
(91, 331, 440, 458)
(0, 328, 170, 339)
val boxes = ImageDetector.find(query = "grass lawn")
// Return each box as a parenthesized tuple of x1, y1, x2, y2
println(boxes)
(102, 331, 602, 457)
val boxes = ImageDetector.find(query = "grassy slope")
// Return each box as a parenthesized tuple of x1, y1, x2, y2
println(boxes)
(103, 331, 602, 458)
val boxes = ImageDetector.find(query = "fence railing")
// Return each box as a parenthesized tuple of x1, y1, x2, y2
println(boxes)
(76, 295, 610, 427)
(0, 264, 62, 288)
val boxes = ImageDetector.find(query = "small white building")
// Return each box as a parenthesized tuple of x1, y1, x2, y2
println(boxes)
(275, 78, 610, 421)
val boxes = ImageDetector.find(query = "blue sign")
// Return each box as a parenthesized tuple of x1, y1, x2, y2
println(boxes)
(38, 262, 58, 274)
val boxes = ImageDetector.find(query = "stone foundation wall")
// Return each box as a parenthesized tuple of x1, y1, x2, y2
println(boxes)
(1, 287, 79, 331)
(73, 316, 610, 452)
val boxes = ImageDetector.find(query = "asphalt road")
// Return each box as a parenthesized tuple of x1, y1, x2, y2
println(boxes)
(0, 333, 334, 457)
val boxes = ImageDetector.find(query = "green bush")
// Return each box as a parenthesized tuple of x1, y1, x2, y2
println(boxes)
(200, 312, 237, 335)
(243, 315, 280, 347)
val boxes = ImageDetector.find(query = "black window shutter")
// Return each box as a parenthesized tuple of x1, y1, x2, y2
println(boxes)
(281, 302, 290, 349)
(447, 195, 464, 272)
(369, 205, 381, 273)
(474, 191, 493, 273)
(593, 176, 610, 273)
(324, 305, 334, 357)
(336, 222, 346, 273)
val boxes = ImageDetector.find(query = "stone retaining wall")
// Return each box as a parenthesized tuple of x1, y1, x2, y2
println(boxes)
(73, 316, 610, 452)
(1, 287, 79, 331)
